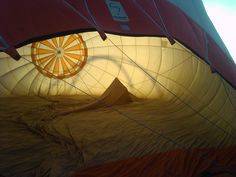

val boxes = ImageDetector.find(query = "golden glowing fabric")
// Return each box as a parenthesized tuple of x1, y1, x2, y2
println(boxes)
(31, 34, 87, 79)
(0, 32, 235, 118)
(0, 32, 236, 177)
(0, 33, 231, 95)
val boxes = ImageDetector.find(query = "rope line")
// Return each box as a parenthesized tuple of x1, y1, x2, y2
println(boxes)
(107, 37, 236, 140)
(21, 54, 235, 173)
(5, 0, 233, 172)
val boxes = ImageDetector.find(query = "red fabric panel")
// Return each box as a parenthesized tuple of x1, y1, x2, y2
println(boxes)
(157, 1, 236, 88)
(0, 0, 235, 87)
(207, 36, 236, 87)
(73, 146, 236, 177)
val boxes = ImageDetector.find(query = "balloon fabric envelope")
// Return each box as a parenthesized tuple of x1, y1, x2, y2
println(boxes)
(0, 0, 235, 177)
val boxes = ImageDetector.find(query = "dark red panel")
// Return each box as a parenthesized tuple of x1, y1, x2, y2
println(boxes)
(73, 146, 236, 177)
(0, 0, 235, 87)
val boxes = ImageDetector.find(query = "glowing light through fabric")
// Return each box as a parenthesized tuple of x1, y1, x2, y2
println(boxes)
(0, 32, 234, 103)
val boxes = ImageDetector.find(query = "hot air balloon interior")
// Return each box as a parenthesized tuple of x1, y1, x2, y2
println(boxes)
(0, 0, 235, 177)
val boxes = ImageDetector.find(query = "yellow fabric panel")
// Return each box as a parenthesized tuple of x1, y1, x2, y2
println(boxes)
(65, 45, 81, 52)
(51, 37, 59, 48)
(37, 54, 54, 65)
(0, 33, 235, 118)
(63, 34, 77, 49)
(59, 36, 64, 47)
(40, 40, 56, 50)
